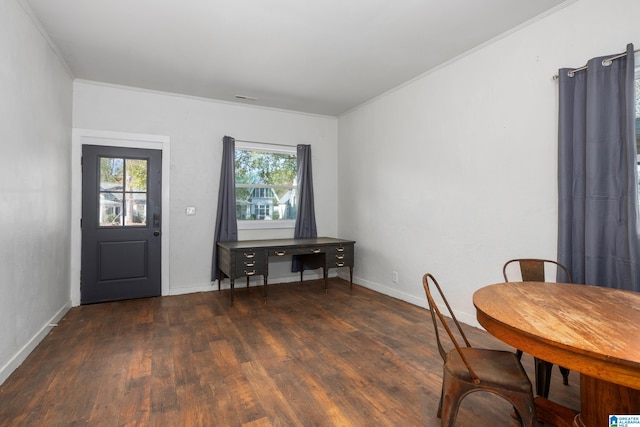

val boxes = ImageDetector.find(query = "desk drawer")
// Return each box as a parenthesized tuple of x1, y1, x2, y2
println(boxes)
(233, 249, 265, 277)
(327, 252, 354, 268)
(268, 246, 326, 257)
(326, 244, 354, 268)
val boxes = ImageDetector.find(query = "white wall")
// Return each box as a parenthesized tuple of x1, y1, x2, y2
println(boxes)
(337, 0, 640, 326)
(0, 0, 73, 384)
(73, 82, 338, 296)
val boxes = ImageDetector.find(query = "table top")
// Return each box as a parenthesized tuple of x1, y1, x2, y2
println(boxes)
(473, 281, 640, 390)
(217, 237, 355, 249)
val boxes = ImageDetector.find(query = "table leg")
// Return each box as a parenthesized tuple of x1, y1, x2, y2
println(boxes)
(534, 396, 577, 427)
(574, 374, 640, 427)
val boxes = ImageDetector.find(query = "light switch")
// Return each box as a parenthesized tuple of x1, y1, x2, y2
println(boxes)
(185, 207, 196, 215)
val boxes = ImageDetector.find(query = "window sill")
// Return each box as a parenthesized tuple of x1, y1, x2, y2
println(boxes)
(237, 220, 296, 230)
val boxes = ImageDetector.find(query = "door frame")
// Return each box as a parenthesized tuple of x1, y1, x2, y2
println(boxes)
(71, 128, 171, 306)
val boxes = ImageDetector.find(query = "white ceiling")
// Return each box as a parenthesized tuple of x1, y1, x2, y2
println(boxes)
(24, 0, 571, 116)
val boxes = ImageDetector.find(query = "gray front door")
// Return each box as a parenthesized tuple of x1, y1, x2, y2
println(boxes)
(81, 145, 162, 304)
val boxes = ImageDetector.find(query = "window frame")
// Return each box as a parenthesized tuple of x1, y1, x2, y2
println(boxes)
(235, 141, 298, 230)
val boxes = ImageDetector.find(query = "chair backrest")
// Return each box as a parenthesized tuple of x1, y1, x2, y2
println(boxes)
(422, 273, 480, 384)
(503, 258, 572, 283)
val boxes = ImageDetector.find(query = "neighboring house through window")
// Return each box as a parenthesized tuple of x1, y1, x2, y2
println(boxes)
(235, 141, 297, 229)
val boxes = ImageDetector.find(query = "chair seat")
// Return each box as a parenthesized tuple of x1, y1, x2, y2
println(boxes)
(446, 348, 532, 392)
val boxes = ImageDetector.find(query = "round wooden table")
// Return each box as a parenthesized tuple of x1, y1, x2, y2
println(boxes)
(473, 282, 640, 427)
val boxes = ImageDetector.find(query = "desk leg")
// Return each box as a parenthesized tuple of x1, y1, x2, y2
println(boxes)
(263, 276, 268, 303)
(323, 267, 328, 294)
(349, 266, 353, 291)
(230, 279, 235, 307)
(574, 374, 640, 427)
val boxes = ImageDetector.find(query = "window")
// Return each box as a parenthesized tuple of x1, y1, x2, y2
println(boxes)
(99, 157, 147, 227)
(235, 142, 297, 229)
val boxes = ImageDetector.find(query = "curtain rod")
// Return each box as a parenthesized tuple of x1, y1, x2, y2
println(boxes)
(553, 48, 640, 80)
(234, 139, 298, 148)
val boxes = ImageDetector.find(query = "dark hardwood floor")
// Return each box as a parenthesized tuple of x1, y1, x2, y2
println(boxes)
(0, 278, 579, 426)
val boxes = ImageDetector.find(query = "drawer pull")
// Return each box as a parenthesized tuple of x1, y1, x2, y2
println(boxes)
(311, 248, 321, 254)
(244, 269, 256, 276)
(336, 254, 345, 260)
(244, 261, 255, 267)
(243, 252, 256, 259)
(336, 262, 345, 267)
(336, 247, 345, 252)
(275, 250, 286, 256)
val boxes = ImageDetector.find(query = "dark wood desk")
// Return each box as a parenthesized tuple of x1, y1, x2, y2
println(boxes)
(217, 237, 355, 305)
(473, 282, 640, 427)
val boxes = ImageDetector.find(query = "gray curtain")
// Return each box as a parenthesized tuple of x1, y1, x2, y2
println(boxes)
(557, 43, 640, 291)
(211, 136, 238, 281)
(292, 144, 319, 272)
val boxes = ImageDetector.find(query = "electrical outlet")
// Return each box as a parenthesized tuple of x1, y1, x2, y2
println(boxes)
(392, 271, 399, 283)
(185, 206, 196, 215)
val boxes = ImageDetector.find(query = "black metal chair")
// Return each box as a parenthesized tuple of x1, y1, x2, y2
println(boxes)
(502, 259, 572, 398)
(422, 273, 538, 426)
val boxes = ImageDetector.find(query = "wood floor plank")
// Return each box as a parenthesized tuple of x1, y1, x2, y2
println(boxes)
(0, 278, 580, 426)
(241, 360, 305, 427)
(116, 376, 151, 426)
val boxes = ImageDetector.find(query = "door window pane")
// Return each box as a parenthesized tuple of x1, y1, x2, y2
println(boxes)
(100, 158, 123, 190)
(98, 157, 148, 227)
(125, 159, 148, 192)
(99, 192, 124, 226)
(125, 193, 147, 226)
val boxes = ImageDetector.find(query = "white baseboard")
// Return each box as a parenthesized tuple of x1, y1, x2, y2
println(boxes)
(168, 282, 219, 296)
(169, 271, 333, 296)
(352, 275, 481, 329)
(0, 301, 72, 386)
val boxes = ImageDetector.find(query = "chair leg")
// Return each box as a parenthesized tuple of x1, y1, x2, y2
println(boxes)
(534, 358, 553, 398)
(559, 366, 570, 386)
(516, 349, 523, 360)
(443, 378, 538, 427)
(441, 374, 465, 427)
(510, 392, 539, 427)
(441, 392, 463, 427)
